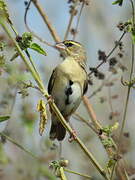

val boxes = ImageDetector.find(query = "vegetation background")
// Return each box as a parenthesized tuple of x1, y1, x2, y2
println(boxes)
(0, 0, 135, 179)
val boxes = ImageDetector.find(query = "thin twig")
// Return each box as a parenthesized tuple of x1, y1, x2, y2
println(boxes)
(83, 96, 102, 130)
(64, 1, 78, 40)
(73, 2, 85, 40)
(31, 0, 61, 43)
(25, 49, 41, 80)
(74, 112, 98, 133)
(118, 0, 135, 153)
(24, 0, 53, 46)
(88, 74, 113, 99)
(0, 132, 38, 159)
(83, 96, 118, 151)
(110, 162, 116, 180)
(108, 86, 113, 114)
(111, 0, 135, 179)
(88, 31, 126, 76)
(64, 168, 91, 179)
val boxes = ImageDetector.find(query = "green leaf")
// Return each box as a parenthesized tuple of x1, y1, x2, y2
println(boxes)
(21, 32, 33, 49)
(0, 116, 10, 122)
(0, 0, 12, 24)
(30, 43, 47, 56)
(112, 0, 123, 6)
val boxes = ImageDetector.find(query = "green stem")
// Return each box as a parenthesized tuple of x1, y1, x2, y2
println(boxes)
(0, 132, 38, 159)
(110, 161, 116, 180)
(25, 49, 41, 80)
(64, 168, 91, 179)
(118, 0, 135, 149)
(111, 1, 135, 179)
(59, 167, 67, 180)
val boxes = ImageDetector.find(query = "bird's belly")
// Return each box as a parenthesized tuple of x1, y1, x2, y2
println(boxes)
(52, 82, 82, 117)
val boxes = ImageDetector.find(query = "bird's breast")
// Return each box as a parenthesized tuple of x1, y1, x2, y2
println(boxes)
(51, 58, 87, 117)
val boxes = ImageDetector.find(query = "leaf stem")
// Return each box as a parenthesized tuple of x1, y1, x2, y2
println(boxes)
(0, 132, 38, 159)
(64, 168, 91, 179)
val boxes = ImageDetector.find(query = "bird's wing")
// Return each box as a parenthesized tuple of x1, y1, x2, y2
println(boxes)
(83, 79, 88, 95)
(48, 69, 57, 94)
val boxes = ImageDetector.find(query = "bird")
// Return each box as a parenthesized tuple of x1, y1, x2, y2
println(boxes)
(48, 40, 88, 141)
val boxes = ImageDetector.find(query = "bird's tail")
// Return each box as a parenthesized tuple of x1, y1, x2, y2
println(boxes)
(49, 115, 66, 141)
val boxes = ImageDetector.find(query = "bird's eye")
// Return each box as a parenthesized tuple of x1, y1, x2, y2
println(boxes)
(65, 42, 73, 47)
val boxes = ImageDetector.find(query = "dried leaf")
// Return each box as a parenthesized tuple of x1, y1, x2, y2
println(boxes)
(30, 43, 47, 56)
(37, 99, 47, 136)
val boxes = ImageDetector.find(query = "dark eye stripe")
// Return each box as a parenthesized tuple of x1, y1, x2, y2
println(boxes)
(65, 42, 74, 47)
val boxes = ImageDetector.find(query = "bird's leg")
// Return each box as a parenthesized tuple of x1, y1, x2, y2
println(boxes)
(47, 95, 54, 104)
(68, 122, 77, 142)
(46, 95, 54, 113)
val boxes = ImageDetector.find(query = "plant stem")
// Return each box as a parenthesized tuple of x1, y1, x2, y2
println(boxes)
(118, 0, 135, 153)
(111, 1, 135, 179)
(64, 168, 91, 179)
(59, 167, 67, 180)
(32, 0, 60, 42)
(88, 31, 126, 76)
(64, 1, 78, 40)
(83, 96, 102, 129)
(73, 2, 85, 40)
(24, 0, 52, 46)
(0, 132, 38, 159)
(25, 49, 41, 80)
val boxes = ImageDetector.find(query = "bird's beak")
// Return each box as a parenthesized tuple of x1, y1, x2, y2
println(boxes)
(54, 42, 66, 51)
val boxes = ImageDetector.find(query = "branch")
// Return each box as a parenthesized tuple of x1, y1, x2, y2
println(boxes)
(83, 96, 102, 129)
(64, 1, 78, 40)
(88, 31, 126, 76)
(24, 0, 53, 46)
(31, 0, 61, 43)
(0, 132, 38, 159)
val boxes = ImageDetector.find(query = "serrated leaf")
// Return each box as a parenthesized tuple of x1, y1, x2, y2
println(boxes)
(112, 0, 123, 6)
(0, 0, 12, 24)
(0, 116, 10, 122)
(30, 43, 47, 56)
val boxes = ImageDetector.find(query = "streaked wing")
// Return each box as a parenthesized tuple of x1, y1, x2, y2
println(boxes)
(83, 79, 88, 95)
(48, 69, 57, 94)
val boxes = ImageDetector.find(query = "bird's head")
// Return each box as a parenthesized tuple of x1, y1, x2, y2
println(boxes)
(54, 40, 87, 63)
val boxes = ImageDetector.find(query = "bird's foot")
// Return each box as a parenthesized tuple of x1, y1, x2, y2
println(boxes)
(68, 129, 77, 142)
(46, 95, 54, 105)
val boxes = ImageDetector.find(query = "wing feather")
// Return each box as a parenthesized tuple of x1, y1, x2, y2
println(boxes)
(48, 69, 57, 94)
(83, 79, 88, 95)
